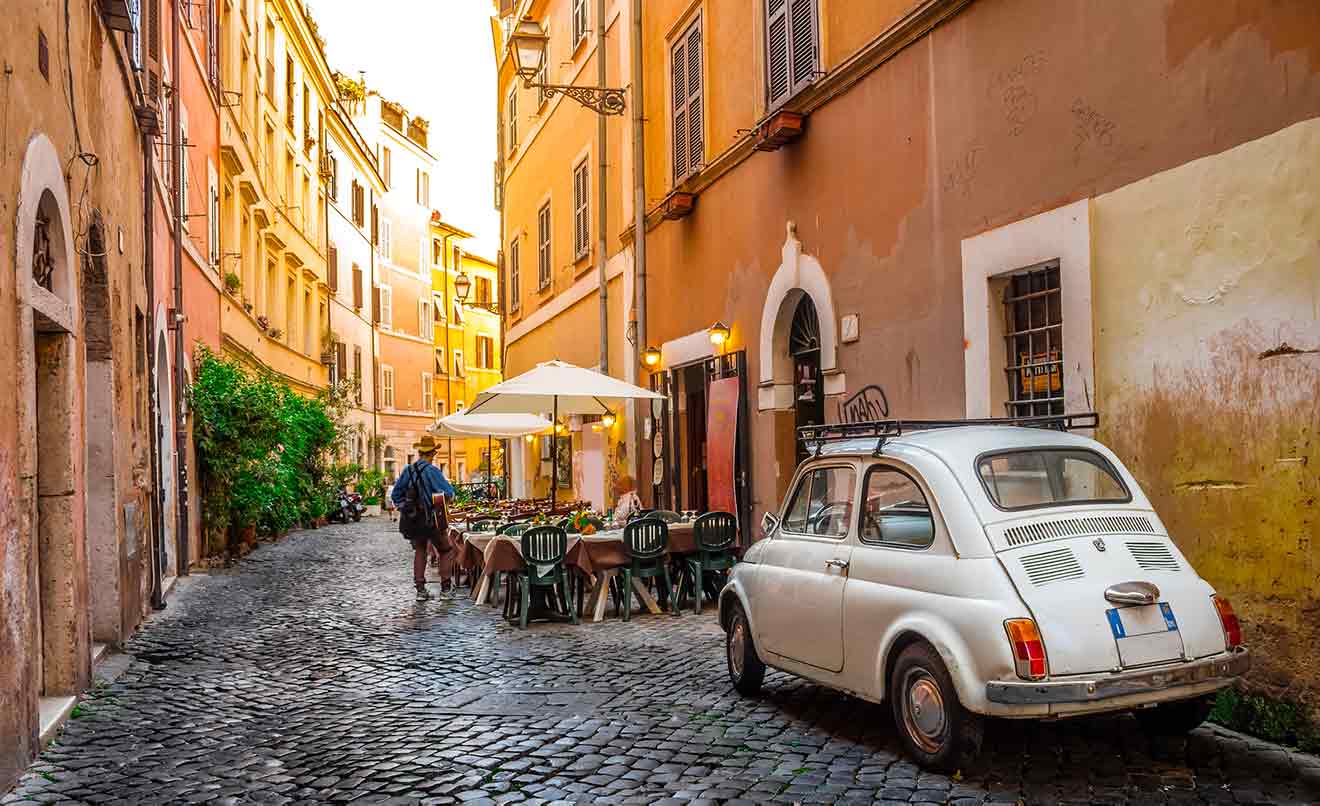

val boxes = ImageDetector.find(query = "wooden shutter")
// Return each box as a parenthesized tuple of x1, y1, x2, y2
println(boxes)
(671, 35, 687, 181)
(352, 265, 363, 309)
(336, 342, 348, 383)
(766, 0, 790, 106)
(371, 204, 378, 244)
(327, 245, 338, 291)
(672, 17, 702, 183)
(789, 0, 817, 90)
(686, 24, 703, 175)
(372, 286, 380, 322)
(148, 0, 161, 62)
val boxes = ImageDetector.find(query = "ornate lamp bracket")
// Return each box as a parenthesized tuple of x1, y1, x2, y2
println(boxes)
(527, 80, 627, 116)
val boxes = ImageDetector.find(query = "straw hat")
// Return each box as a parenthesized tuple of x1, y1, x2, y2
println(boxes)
(412, 435, 439, 454)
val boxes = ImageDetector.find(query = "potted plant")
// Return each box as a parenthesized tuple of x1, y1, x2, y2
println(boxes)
(257, 314, 270, 331)
(267, 327, 284, 340)
(223, 271, 241, 295)
(243, 297, 253, 313)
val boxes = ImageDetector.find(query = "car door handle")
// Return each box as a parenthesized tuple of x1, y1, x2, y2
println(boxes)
(825, 559, 850, 571)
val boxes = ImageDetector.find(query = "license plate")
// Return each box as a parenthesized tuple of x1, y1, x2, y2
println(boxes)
(1106, 602, 1178, 639)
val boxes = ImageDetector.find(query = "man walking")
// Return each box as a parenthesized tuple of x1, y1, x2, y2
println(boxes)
(391, 436, 457, 601)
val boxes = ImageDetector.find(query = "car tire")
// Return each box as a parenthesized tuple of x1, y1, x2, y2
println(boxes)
(726, 602, 766, 696)
(1134, 694, 1215, 735)
(889, 642, 984, 772)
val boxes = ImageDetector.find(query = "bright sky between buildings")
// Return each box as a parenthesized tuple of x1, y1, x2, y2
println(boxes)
(308, 0, 499, 258)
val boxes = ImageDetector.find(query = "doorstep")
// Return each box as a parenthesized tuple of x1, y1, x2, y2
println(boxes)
(37, 696, 76, 749)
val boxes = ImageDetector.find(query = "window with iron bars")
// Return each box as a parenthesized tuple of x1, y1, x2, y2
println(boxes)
(1003, 262, 1063, 417)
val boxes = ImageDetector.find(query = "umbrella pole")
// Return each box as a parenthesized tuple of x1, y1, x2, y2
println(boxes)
(551, 396, 558, 511)
(487, 433, 492, 498)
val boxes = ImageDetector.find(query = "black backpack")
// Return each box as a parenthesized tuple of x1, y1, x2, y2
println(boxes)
(398, 462, 434, 539)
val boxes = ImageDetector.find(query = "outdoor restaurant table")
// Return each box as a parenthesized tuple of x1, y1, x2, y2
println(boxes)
(458, 522, 720, 622)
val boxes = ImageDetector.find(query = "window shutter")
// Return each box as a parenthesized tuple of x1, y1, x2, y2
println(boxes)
(371, 204, 379, 244)
(336, 342, 347, 382)
(352, 265, 363, 309)
(686, 24, 703, 175)
(148, 0, 161, 62)
(788, 0, 817, 90)
(671, 36, 687, 181)
(327, 245, 338, 291)
(372, 286, 380, 322)
(766, 0, 790, 106)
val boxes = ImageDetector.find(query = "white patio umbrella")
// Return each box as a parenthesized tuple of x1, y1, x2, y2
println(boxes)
(430, 412, 554, 500)
(466, 360, 665, 505)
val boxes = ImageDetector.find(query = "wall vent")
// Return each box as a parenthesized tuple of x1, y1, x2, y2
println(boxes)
(1127, 541, 1180, 572)
(1004, 515, 1155, 547)
(1020, 547, 1085, 587)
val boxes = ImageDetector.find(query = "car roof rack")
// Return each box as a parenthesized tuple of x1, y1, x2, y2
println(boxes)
(797, 412, 1100, 457)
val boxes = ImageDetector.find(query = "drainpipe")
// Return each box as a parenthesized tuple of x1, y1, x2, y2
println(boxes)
(370, 186, 380, 471)
(442, 232, 454, 472)
(143, 129, 165, 611)
(596, 0, 608, 376)
(631, 0, 648, 495)
(170, 0, 190, 576)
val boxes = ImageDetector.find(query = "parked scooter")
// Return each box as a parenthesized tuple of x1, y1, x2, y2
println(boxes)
(329, 488, 365, 523)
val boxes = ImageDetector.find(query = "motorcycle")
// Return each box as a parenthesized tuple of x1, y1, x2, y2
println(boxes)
(329, 488, 365, 523)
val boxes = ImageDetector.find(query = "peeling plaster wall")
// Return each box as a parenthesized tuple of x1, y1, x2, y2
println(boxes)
(1095, 117, 1320, 720)
(0, 3, 153, 791)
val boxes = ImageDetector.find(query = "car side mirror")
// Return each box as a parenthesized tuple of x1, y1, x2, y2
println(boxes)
(761, 512, 780, 538)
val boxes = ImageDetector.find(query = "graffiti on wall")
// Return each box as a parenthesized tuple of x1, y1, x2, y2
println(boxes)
(838, 385, 890, 424)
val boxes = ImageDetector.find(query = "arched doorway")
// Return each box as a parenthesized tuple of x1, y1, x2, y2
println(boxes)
(15, 134, 91, 705)
(82, 218, 122, 642)
(155, 334, 177, 578)
(790, 295, 824, 464)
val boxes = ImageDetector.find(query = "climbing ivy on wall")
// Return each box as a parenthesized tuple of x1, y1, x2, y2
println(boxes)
(189, 347, 349, 557)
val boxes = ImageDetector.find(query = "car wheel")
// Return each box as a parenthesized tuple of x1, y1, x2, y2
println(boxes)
(890, 642, 984, 772)
(1134, 694, 1215, 735)
(726, 602, 765, 696)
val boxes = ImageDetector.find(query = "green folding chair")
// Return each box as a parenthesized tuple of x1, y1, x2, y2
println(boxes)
(512, 526, 576, 628)
(678, 511, 738, 614)
(620, 518, 675, 621)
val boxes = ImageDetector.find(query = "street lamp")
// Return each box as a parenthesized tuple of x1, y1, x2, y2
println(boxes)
(454, 270, 501, 315)
(508, 17, 627, 116)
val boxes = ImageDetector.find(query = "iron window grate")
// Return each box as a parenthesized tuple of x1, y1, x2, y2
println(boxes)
(1004, 263, 1063, 417)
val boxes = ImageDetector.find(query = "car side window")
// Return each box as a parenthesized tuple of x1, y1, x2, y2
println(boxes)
(783, 466, 855, 538)
(860, 466, 935, 549)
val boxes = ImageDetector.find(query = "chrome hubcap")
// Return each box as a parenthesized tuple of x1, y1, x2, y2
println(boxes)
(728, 619, 746, 678)
(903, 671, 946, 753)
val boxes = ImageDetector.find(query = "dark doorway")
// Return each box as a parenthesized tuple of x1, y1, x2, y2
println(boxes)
(791, 296, 824, 464)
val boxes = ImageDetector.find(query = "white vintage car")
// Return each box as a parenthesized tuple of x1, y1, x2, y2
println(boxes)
(718, 417, 1249, 770)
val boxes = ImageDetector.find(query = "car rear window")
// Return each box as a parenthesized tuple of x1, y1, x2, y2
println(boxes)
(977, 448, 1130, 510)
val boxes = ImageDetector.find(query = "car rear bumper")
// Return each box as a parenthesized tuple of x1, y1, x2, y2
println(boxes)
(985, 648, 1249, 705)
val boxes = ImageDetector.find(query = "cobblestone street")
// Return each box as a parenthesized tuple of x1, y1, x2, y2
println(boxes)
(6, 519, 1319, 806)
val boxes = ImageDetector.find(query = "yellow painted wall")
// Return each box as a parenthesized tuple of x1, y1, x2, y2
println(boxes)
(498, 0, 630, 330)
(1094, 117, 1320, 718)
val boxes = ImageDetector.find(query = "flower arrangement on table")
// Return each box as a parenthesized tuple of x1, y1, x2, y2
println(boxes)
(567, 509, 599, 535)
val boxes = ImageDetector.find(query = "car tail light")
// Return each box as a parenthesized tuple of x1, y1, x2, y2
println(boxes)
(1213, 594, 1242, 649)
(1004, 618, 1047, 680)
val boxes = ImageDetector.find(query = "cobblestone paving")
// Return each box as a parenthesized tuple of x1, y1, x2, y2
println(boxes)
(6, 519, 1319, 805)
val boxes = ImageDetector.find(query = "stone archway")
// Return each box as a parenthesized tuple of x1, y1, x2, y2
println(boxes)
(757, 222, 843, 411)
(14, 133, 91, 703)
(756, 223, 845, 498)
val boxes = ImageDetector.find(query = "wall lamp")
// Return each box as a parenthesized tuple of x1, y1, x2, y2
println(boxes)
(642, 346, 661, 368)
(708, 321, 730, 347)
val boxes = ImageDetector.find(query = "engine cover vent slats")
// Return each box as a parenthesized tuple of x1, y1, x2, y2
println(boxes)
(1127, 541, 1180, 572)
(1003, 515, 1156, 547)
(1020, 547, 1085, 586)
